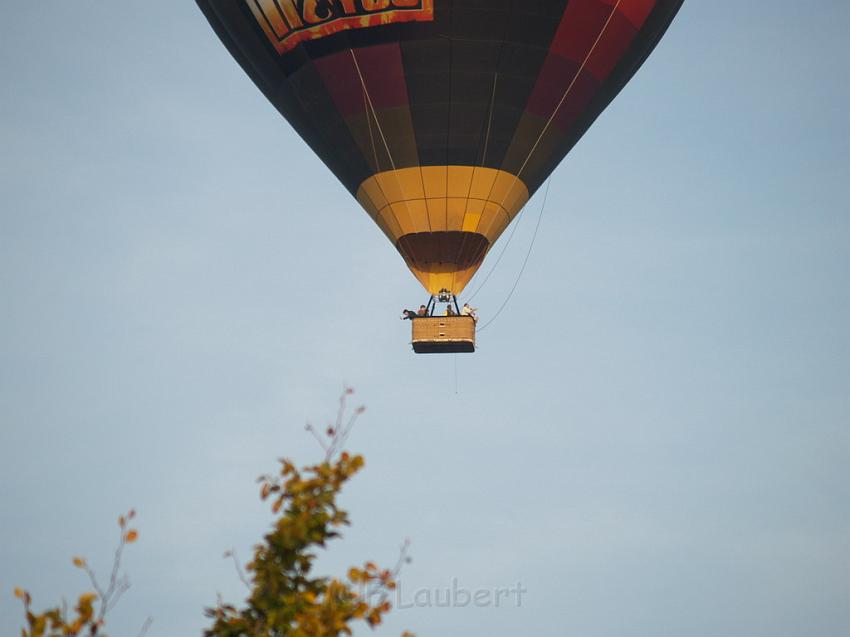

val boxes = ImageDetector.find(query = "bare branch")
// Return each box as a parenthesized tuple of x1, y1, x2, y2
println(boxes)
(225, 549, 252, 590)
(80, 513, 136, 624)
(105, 574, 131, 613)
(136, 616, 153, 637)
(392, 538, 413, 579)
(83, 564, 107, 603)
(323, 388, 365, 461)
(363, 539, 413, 606)
(305, 423, 328, 452)
(97, 526, 129, 622)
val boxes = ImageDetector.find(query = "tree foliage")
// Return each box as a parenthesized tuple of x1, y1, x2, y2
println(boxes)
(15, 510, 145, 637)
(15, 390, 413, 637)
(205, 388, 413, 637)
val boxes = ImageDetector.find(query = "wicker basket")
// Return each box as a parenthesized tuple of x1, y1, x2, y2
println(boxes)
(411, 316, 476, 354)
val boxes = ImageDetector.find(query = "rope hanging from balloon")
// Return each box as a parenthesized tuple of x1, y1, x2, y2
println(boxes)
(465, 197, 528, 303)
(476, 177, 551, 334)
(472, 1, 619, 329)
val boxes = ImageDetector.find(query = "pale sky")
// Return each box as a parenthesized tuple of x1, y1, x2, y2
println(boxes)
(1, 2, 848, 636)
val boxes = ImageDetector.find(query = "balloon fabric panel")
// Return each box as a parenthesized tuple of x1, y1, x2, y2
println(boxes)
(197, 0, 685, 294)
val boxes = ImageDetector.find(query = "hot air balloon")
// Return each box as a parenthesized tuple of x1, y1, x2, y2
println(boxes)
(197, 0, 684, 353)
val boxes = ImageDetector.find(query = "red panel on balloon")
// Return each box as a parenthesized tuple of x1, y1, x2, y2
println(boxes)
(315, 43, 409, 118)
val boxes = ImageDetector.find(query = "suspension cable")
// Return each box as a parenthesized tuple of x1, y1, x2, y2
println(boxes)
(476, 178, 551, 334)
(470, 2, 617, 306)
(465, 196, 531, 302)
(350, 49, 396, 172)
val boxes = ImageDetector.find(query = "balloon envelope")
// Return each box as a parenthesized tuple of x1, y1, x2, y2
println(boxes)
(198, 0, 684, 294)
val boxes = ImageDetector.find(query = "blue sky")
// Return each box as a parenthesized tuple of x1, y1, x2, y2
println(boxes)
(1, 2, 848, 636)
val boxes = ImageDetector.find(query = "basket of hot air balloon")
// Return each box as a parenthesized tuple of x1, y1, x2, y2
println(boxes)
(411, 315, 476, 354)
(197, 0, 684, 353)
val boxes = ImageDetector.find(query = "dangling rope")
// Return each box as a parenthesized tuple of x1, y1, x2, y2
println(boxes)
(465, 197, 529, 303)
(469, 2, 617, 308)
(476, 178, 551, 334)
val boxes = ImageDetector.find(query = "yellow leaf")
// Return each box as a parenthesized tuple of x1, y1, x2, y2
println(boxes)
(79, 592, 98, 605)
(125, 530, 139, 543)
(13, 587, 25, 599)
(72, 556, 86, 568)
